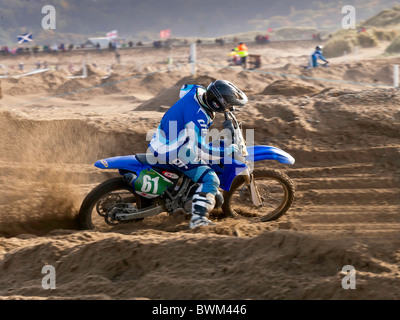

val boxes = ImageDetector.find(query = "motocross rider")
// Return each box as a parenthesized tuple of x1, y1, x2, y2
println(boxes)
(310, 45, 329, 67)
(148, 80, 248, 228)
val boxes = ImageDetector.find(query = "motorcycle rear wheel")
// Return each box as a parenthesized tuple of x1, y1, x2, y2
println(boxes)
(222, 169, 295, 222)
(78, 177, 148, 230)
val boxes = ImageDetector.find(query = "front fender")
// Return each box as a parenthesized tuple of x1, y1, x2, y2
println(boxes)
(246, 145, 295, 165)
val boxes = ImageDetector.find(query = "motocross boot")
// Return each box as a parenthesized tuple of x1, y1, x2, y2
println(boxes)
(189, 192, 216, 228)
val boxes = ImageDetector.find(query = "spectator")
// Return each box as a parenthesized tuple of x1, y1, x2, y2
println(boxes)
(115, 51, 121, 63)
(234, 42, 249, 69)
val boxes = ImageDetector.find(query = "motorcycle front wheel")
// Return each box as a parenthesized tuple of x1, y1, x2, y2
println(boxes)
(222, 169, 295, 222)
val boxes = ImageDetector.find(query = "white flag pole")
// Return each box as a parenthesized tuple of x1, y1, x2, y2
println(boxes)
(394, 65, 399, 88)
(168, 51, 172, 67)
(190, 43, 196, 76)
(82, 58, 87, 78)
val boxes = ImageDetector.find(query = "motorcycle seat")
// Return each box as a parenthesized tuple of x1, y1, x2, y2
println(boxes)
(135, 153, 181, 173)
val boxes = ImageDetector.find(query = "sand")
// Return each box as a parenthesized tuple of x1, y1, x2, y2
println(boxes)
(0, 41, 399, 300)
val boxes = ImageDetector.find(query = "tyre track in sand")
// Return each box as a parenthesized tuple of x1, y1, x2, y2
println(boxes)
(286, 154, 400, 239)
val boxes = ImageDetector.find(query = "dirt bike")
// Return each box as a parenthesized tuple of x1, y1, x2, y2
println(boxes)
(301, 61, 330, 69)
(78, 110, 296, 230)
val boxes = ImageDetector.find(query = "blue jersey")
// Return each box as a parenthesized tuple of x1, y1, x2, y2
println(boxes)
(149, 85, 224, 163)
(311, 50, 327, 67)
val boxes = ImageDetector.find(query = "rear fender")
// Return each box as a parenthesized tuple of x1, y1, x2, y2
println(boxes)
(95, 155, 145, 172)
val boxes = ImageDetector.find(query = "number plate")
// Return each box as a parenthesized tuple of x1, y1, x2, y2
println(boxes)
(134, 168, 173, 198)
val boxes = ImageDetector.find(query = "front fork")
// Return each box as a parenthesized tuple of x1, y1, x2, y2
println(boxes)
(243, 169, 262, 206)
(224, 110, 262, 206)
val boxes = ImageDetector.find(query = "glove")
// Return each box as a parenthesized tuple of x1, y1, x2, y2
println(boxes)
(226, 144, 239, 156)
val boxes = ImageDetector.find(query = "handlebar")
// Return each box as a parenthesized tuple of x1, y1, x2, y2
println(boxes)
(223, 110, 248, 158)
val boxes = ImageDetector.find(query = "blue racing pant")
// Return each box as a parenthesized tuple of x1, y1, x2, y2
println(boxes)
(168, 157, 220, 196)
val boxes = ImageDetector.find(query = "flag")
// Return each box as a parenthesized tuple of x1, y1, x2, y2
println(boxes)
(17, 33, 33, 44)
(106, 30, 118, 39)
(160, 29, 171, 39)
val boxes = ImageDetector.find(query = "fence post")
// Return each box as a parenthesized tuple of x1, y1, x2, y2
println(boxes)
(190, 43, 196, 76)
(82, 59, 87, 78)
(394, 65, 399, 88)
(168, 52, 173, 67)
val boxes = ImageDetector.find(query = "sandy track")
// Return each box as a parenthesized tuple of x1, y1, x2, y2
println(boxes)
(0, 43, 399, 299)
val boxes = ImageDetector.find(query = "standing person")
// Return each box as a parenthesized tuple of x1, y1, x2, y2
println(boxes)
(234, 42, 249, 69)
(146, 80, 248, 228)
(115, 50, 121, 63)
